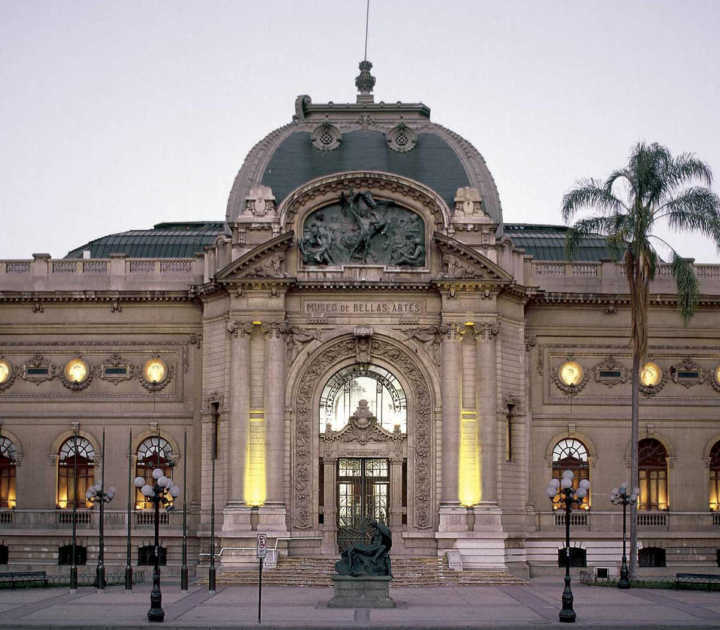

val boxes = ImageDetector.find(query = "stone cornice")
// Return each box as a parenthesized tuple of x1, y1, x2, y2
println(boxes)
(433, 233, 513, 283)
(0, 290, 193, 306)
(215, 231, 294, 283)
(530, 291, 720, 307)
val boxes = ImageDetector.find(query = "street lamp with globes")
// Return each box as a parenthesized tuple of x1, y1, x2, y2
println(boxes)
(610, 484, 639, 589)
(546, 470, 590, 624)
(86, 482, 115, 590)
(134, 468, 181, 623)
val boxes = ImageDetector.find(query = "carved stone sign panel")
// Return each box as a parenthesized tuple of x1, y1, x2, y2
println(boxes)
(293, 335, 433, 530)
(299, 191, 425, 267)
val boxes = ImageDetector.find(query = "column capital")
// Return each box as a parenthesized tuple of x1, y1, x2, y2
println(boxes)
(226, 320, 254, 337)
(474, 321, 500, 342)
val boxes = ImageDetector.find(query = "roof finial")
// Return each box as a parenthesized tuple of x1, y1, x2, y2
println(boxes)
(355, 0, 375, 104)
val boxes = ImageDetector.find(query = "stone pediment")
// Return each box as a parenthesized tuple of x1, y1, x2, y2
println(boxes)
(434, 233, 513, 283)
(215, 231, 294, 282)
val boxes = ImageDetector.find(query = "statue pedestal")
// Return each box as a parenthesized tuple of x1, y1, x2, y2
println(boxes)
(327, 576, 396, 608)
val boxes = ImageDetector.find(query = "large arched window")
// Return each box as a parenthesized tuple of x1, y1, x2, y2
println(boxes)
(57, 437, 95, 509)
(319, 364, 407, 434)
(551, 438, 590, 509)
(0, 438, 17, 509)
(638, 438, 668, 511)
(135, 436, 174, 510)
(709, 441, 720, 511)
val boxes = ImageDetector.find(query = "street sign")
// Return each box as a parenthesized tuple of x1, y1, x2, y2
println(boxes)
(256, 533, 267, 559)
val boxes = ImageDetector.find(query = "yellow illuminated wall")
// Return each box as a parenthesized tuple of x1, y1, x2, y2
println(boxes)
(244, 409, 266, 506)
(458, 409, 481, 506)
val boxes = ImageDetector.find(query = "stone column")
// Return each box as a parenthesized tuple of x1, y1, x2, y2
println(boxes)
(389, 458, 404, 529)
(477, 323, 499, 504)
(321, 457, 337, 554)
(228, 322, 250, 505)
(439, 324, 465, 530)
(262, 322, 288, 531)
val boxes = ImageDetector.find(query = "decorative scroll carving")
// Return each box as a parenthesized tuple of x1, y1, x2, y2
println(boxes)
(285, 326, 321, 365)
(400, 326, 444, 366)
(243, 184, 277, 217)
(592, 356, 628, 388)
(99, 353, 135, 385)
(669, 357, 704, 388)
(21, 354, 57, 385)
(293, 336, 433, 530)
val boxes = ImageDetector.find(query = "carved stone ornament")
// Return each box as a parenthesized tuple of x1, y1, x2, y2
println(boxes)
(293, 336, 433, 530)
(399, 326, 444, 366)
(321, 400, 405, 445)
(592, 356, 629, 388)
(284, 326, 321, 365)
(215, 231, 293, 283)
(0, 357, 18, 392)
(551, 358, 590, 395)
(311, 122, 342, 151)
(99, 353, 135, 385)
(243, 184, 277, 218)
(386, 123, 417, 153)
(299, 191, 425, 267)
(669, 357, 704, 388)
(137, 358, 173, 392)
(21, 354, 57, 385)
(434, 233, 512, 284)
(453, 187, 485, 217)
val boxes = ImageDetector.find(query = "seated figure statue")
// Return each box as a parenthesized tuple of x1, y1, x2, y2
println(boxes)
(335, 520, 392, 577)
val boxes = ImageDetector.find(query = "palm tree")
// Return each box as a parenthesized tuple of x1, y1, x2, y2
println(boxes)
(562, 142, 720, 578)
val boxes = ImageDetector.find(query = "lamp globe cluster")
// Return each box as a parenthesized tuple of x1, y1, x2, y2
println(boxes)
(134, 468, 181, 503)
(546, 470, 590, 501)
(86, 484, 116, 503)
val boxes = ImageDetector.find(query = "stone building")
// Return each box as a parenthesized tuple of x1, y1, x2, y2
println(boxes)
(0, 64, 719, 580)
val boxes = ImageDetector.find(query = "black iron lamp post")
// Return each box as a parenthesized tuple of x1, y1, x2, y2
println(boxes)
(134, 468, 181, 623)
(546, 470, 590, 624)
(610, 483, 638, 589)
(86, 430, 115, 590)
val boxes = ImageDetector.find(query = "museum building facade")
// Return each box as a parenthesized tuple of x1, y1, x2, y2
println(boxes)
(0, 68, 719, 578)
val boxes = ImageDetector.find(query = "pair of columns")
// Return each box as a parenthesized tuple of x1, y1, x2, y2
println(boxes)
(440, 322, 499, 510)
(226, 320, 286, 513)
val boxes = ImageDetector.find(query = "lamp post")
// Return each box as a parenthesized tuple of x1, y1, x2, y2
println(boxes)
(70, 426, 79, 592)
(86, 430, 115, 590)
(134, 468, 181, 623)
(546, 470, 590, 624)
(610, 483, 639, 589)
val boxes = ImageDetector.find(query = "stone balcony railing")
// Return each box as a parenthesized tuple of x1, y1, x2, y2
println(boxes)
(529, 261, 720, 295)
(0, 508, 206, 532)
(0, 254, 204, 293)
(537, 510, 720, 533)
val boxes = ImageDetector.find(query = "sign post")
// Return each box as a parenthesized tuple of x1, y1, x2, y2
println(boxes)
(256, 533, 267, 624)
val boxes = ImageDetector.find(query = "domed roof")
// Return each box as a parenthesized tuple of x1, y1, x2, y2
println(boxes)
(226, 69, 503, 225)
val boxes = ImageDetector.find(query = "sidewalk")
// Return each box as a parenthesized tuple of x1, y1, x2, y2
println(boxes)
(0, 578, 719, 629)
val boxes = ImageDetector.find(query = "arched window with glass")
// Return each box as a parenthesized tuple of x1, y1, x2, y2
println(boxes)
(638, 438, 668, 511)
(551, 438, 590, 509)
(135, 436, 174, 510)
(57, 437, 95, 509)
(0, 438, 17, 509)
(319, 364, 407, 434)
(708, 441, 720, 512)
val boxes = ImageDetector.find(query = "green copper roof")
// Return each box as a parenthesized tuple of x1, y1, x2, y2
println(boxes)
(65, 222, 223, 259)
(65, 221, 616, 262)
(261, 130, 471, 210)
(505, 224, 619, 262)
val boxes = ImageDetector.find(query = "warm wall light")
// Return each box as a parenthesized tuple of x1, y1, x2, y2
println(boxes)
(559, 361, 583, 386)
(65, 358, 89, 384)
(0, 360, 9, 384)
(464, 321, 475, 327)
(714, 365, 720, 387)
(244, 410, 266, 507)
(640, 362, 661, 387)
(458, 410, 481, 507)
(143, 358, 167, 384)
(251, 321, 262, 326)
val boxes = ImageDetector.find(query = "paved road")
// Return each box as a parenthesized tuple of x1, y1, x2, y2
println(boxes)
(0, 578, 719, 629)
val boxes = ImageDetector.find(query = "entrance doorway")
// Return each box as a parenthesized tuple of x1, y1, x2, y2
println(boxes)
(337, 457, 389, 551)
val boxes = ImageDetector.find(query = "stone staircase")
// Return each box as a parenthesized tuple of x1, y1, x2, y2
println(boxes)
(207, 557, 526, 587)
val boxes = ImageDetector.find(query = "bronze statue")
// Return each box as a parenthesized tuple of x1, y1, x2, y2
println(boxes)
(335, 520, 392, 577)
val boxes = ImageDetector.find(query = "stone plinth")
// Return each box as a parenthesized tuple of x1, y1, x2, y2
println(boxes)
(327, 575, 396, 608)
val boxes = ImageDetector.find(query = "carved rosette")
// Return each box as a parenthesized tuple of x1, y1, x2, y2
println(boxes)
(293, 336, 433, 530)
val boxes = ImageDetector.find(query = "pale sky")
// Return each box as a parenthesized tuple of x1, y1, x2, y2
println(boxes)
(2, 1, 720, 262)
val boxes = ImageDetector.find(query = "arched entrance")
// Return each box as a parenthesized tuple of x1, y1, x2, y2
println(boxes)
(290, 334, 436, 551)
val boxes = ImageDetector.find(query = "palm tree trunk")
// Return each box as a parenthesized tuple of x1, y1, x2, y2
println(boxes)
(629, 351, 640, 579)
